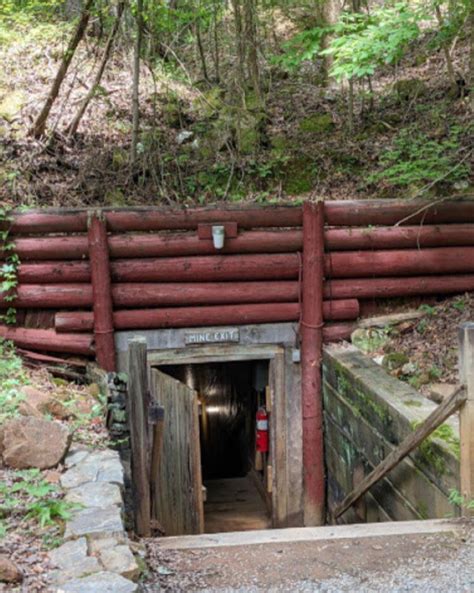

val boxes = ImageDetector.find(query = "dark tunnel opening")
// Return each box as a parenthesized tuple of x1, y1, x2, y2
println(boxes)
(159, 360, 269, 480)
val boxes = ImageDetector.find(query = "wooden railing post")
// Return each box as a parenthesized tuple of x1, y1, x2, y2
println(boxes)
(88, 210, 116, 372)
(301, 200, 325, 526)
(127, 337, 151, 536)
(459, 322, 474, 516)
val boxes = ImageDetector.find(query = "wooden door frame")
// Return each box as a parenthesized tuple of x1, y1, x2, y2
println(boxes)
(148, 344, 288, 528)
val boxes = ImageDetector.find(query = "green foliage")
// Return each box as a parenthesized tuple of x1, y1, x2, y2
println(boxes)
(0, 340, 27, 422)
(452, 298, 466, 312)
(0, 0, 62, 20)
(368, 126, 470, 189)
(448, 489, 474, 511)
(324, 3, 422, 80)
(0, 469, 77, 537)
(419, 303, 437, 316)
(0, 207, 19, 324)
(272, 26, 329, 71)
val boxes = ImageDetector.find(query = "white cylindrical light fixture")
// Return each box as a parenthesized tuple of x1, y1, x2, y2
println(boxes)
(212, 225, 225, 249)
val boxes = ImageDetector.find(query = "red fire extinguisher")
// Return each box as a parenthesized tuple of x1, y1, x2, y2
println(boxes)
(256, 407, 269, 453)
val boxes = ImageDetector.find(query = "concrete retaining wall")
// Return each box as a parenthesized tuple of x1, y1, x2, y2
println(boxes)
(323, 344, 460, 523)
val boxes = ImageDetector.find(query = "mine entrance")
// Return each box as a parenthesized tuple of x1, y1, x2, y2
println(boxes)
(153, 359, 273, 535)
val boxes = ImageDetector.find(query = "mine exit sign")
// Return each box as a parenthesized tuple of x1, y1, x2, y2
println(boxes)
(185, 328, 240, 345)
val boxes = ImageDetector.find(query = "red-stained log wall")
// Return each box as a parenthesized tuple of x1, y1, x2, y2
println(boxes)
(1, 198, 474, 364)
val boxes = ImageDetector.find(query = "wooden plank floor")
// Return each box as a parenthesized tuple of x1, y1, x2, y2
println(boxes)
(204, 475, 271, 533)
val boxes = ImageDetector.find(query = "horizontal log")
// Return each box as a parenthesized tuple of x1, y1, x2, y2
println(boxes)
(112, 282, 302, 308)
(0, 326, 94, 355)
(0, 284, 92, 308)
(5, 223, 474, 260)
(112, 254, 300, 282)
(1, 282, 358, 319)
(17, 261, 90, 283)
(2, 231, 303, 260)
(326, 247, 474, 278)
(55, 306, 357, 339)
(14, 246, 474, 284)
(6, 223, 474, 263)
(325, 198, 474, 226)
(6, 200, 474, 234)
(6, 206, 302, 234)
(15, 254, 300, 283)
(325, 274, 474, 299)
(325, 224, 474, 251)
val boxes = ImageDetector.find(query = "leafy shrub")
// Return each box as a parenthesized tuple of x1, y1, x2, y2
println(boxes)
(368, 127, 470, 188)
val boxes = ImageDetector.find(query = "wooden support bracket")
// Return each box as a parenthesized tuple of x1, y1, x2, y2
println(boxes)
(88, 210, 116, 372)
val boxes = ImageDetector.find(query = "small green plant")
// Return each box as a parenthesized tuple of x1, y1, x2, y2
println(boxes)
(448, 489, 474, 511)
(419, 304, 437, 316)
(428, 365, 443, 381)
(416, 319, 428, 334)
(0, 469, 78, 537)
(452, 298, 466, 312)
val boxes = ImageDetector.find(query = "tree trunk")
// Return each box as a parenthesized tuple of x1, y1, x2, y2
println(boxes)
(231, 0, 246, 96)
(317, 0, 341, 83)
(195, 19, 209, 82)
(67, 1, 125, 136)
(434, 5, 458, 91)
(131, 0, 144, 164)
(29, 0, 94, 138)
(470, 4, 474, 110)
(243, 0, 262, 106)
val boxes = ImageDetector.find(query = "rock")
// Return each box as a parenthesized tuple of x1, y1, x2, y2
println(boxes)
(401, 362, 418, 376)
(382, 352, 410, 371)
(393, 78, 427, 101)
(351, 328, 389, 353)
(65, 482, 122, 509)
(64, 448, 90, 469)
(90, 539, 140, 581)
(48, 538, 101, 585)
(19, 386, 70, 420)
(56, 571, 138, 593)
(0, 555, 22, 583)
(2, 417, 71, 469)
(64, 506, 125, 540)
(298, 113, 335, 134)
(428, 383, 460, 404)
(61, 449, 123, 489)
(176, 130, 194, 144)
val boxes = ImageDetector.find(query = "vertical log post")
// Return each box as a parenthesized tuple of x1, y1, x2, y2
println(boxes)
(88, 210, 116, 372)
(301, 200, 325, 525)
(459, 322, 474, 516)
(127, 337, 151, 536)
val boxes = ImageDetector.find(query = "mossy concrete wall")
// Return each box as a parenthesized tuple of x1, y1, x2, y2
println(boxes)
(323, 344, 460, 523)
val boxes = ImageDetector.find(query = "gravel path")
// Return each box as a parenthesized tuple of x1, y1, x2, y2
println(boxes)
(144, 521, 474, 592)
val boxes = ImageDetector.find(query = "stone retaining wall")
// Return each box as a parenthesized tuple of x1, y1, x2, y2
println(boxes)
(47, 447, 140, 593)
(323, 344, 460, 523)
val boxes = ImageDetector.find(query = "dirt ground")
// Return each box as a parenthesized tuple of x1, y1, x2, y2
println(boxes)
(144, 520, 474, 592)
